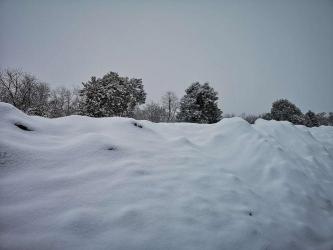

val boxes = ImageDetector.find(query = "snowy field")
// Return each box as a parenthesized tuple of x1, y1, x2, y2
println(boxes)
(1, 102, 333, 250)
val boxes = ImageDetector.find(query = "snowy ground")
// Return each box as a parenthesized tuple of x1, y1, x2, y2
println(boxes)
(1, 102, 333, 250)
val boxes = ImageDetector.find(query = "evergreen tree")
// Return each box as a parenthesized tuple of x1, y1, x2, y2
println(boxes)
(79, 72, 146, 117)
(304, 110, 320, 127)
(177, 82, 222, 123)
(270, 99, 304, 125)
(316, 112, 329, 126)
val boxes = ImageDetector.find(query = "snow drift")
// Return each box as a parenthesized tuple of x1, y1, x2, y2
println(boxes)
(0, 102, 333, 250)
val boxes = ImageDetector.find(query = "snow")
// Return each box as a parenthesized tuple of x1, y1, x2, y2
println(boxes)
(1, 102, 333, 250)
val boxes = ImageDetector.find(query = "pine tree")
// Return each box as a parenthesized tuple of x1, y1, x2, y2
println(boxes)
(316, 112, 329, 126)
(177, 82, 222, 123)
(270, 99, 304, 125)
(79, 72, 146, 117)
(304, 110, 320, 127)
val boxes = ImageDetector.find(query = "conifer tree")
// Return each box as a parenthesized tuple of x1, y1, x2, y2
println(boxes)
(304, 110, 319, 127)
(80, 72, 146, 117)
(270, 99, 304, 125)
(177, 82, 222, 123)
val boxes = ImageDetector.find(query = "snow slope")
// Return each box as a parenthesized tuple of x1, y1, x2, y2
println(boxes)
(1, 102, 333, 250)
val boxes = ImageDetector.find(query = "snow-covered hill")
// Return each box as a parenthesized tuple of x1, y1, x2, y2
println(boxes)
(1, 102, 333, 250)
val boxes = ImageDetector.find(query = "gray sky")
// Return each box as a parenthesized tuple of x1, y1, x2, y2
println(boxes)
(1, 0, 332, 114)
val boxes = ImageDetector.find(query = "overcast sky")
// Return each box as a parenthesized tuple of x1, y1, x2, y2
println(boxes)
(1, 0, 332, 114)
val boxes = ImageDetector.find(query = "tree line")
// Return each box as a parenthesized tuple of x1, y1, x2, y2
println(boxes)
(1, 68, 332, 127)
(0, 69, 81, 118)
(225, 99, 333, 127)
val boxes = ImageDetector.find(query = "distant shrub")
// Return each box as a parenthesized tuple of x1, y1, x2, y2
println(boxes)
(242, 114, 260, 124)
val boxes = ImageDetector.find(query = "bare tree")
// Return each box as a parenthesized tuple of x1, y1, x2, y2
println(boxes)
(48, 87, 80, 118)
(0, 69, 50, 115)
(328, 112, 333, 126)
(28, 82, 50, 116)
(161, 91, 179, 122)
(134, 102, 167, 122)
(240, 113, 260, 124)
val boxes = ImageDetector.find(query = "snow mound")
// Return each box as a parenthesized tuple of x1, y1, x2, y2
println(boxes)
(1, 102, 333, 250)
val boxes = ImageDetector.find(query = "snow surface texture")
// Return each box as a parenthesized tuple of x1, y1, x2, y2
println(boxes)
(1, 102, 333, 250)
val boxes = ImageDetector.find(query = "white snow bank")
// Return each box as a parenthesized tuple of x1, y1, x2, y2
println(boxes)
(1, 102, 333, 250)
